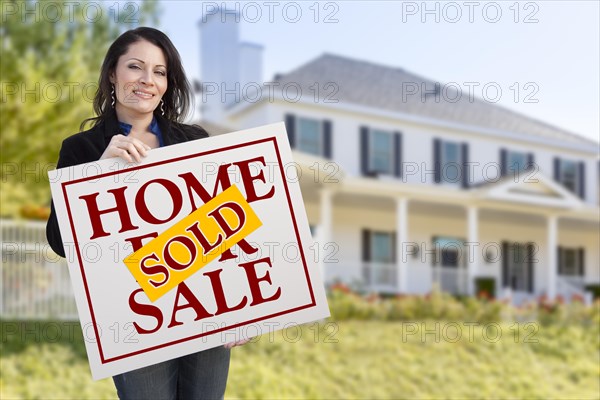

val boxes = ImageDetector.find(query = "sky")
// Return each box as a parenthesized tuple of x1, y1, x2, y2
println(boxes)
(155, 0, 599, 144)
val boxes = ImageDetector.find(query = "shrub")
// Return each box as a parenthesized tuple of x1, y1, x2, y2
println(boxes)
(326, 284, 597, 326)
(475, 277, 496, 298)
(584, 284, 600, 300)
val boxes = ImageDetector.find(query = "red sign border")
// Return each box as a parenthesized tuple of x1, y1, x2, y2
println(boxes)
(61, 137, 316, 364)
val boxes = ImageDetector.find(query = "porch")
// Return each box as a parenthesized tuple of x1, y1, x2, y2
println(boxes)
(300, 164, 599, 304)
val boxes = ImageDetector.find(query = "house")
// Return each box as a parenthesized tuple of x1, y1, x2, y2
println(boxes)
(197, 10, 600, 303)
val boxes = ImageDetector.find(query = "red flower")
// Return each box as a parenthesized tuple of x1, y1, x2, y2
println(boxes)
(366, 293, 379, 303)
(330, 283, 351, 294)
(571, 293, 585, 303)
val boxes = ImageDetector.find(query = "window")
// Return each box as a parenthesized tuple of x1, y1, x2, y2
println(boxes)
(441, 140, 462, 184)
(370, 129, 394, 175)
(297, 117, 322, 156)
(558, 248, 584, 276)
(371, 232, 394, 263)
(360, 127, 402, 177)
(286, 114, 332, 158)
(500, 149, 533, 177)
(434, 139, 469, 187)
(559, 159, 578, 194)
(555, 157, 585, 198)
(506, 151, 528, 173)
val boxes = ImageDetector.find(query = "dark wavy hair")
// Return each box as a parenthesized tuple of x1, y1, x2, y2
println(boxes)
(80, 27, 193, 130)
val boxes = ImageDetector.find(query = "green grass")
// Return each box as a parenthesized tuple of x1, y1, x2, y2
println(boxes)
(2, 319, 599, 399)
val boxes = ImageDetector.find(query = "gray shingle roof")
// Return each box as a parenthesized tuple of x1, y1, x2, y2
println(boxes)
(273, 53, 598, 148)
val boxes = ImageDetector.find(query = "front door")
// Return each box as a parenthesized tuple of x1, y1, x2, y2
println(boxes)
(502, 242, 534, 293)
(432, 236, 466, 294)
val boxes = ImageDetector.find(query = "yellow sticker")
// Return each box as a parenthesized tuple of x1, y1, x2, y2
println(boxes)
(123, 184, 262, 302)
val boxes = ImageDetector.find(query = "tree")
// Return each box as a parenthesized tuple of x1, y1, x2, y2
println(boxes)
(0, 0, 159, 217)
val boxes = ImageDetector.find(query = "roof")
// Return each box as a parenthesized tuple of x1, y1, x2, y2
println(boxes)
(271, 53, 598, 148)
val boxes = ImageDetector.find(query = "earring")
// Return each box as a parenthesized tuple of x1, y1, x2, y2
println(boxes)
(160, 99, 165, 116)
(111, 84, 115, 108)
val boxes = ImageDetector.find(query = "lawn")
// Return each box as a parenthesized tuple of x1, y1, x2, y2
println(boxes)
(1, 318, 599, 399)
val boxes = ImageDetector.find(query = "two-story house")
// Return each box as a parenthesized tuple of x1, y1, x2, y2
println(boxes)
(197, 10, 599, 303)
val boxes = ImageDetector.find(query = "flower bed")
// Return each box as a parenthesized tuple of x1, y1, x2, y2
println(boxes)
(327, 283, 600, 327)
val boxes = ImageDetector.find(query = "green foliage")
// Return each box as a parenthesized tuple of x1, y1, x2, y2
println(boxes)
(327, 284, 600, 327)
(475, 277, 496, 297)
(0, 320, 115, 398)
(0, 0, 159, 217)
(1, 319, 599, 399)
(585, 284, 600, 299)
(328, 285, 505, 323)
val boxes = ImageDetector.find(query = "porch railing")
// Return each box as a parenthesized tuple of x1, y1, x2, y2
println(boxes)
(432, 266, 468, 295)
(362, 262, 398, 293)
(556, 276, 593, 304)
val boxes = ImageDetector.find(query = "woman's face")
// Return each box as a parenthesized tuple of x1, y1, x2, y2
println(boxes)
(110, 40, 168, 119)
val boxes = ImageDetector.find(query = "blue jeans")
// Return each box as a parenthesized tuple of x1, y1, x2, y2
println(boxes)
(112, 346, 231, 400)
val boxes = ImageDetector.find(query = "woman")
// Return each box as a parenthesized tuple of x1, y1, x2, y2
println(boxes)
(45, 27, 246, 400)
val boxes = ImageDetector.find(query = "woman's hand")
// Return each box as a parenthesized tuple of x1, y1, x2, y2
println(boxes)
(224, 338, 251, 349)
(100, 134, 151, 163)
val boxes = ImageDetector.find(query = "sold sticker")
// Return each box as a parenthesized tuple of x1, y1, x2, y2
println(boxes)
(123, 184, 262, 302)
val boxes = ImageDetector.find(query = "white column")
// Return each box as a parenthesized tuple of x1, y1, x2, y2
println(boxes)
(547, 215, 558, 300)
(467, 206, 478, 296)
(319, 189, 332, 280)
(396, 198, 408, 293)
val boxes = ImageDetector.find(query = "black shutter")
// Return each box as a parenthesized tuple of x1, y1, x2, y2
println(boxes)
(434, 138, 441, 183)
(461, 142, 469, 188)
(362, 229, 371, 262)
(502, 241, 509, 288)
(578, 161, 585, 199)
(500, 148, 507, 176)
(527, 153, 535, 170)
(285, 114, 296, 148)
(578, 247, 585, 276)
(557, 246, 563, 275)
(527, 243, 534, 293)
(360, 126, 369, 176)
(323, 120, 332, 159)
(553, 157, 561, 181)
(394, 131, 402, 178)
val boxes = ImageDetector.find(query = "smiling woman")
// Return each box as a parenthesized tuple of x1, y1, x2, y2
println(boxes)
(44, 27, 245, 400)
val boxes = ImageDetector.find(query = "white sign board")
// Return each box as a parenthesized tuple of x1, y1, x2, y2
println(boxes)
(48, 122, 330, 380)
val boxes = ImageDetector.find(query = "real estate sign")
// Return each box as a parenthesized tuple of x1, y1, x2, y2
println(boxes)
(48, 122, 330, 380)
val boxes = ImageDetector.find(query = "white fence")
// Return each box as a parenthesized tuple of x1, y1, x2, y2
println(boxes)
(1, 219, 78, 320)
